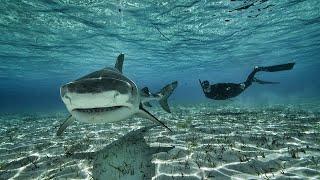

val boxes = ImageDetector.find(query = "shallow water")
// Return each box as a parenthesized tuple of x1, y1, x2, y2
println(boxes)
(0, 0, 319, 179)
(1, 0, 320, 110)
(1, 104, 319, 179)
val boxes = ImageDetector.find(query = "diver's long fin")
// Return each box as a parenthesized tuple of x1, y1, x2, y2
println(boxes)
(137, 104, 172, 132)
(158, 81, 178, 113)
(115, 53, 124, 73)
(260, 63, 295, 72)
(56, 115, 75, 136)
(253, 78, 280, 84)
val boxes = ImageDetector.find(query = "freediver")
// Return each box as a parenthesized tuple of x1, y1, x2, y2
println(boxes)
(199, 63, 295, 100)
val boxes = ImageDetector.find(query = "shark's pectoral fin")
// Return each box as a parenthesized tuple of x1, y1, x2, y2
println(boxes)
(143, 102, 152, 107)
(56, 115, 75, 136)
(115, 53, 124, 73)
(137, 104, 172, 132)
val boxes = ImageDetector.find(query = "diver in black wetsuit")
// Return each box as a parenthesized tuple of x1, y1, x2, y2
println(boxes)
(199, 63, 295, 100)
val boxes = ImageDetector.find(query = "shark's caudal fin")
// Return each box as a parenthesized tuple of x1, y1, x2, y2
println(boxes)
(259, 62, 295, 72)
(114, 53, 124, 73)
(56, 115, 75, 136)
(138, 104, 172, 132)
(157, 81, 178, 113)
(253, 78, 280, 84)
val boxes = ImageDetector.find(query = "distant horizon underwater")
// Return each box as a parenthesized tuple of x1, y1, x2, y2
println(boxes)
(0, 0, 320, 179)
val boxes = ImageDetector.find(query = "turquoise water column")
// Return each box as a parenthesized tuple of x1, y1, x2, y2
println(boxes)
(114, 0, 124, 54)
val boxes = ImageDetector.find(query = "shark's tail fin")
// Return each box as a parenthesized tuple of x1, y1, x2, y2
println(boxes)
(157, 81, 178, 113)
(253, 78, 280, 84)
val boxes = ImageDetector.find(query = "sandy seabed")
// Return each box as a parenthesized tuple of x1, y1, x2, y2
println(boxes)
(0, 103, 319, 179)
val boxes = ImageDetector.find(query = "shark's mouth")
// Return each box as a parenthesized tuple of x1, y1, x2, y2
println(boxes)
(73, 106, 125, 113)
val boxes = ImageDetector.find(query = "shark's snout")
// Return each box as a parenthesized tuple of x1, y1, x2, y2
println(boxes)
(60, 79, 136, 124)
(60, 77, 139, 115)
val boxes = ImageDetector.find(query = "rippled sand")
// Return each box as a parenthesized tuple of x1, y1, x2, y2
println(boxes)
(0, 103, 319, 179)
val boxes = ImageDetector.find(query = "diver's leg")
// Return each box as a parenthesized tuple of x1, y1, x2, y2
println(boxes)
(243, 63, 295, 88)
(243, 66, 260, 87)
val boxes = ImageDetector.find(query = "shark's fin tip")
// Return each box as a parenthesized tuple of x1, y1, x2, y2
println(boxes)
(56, 115, 75, 136)
(138, 104, 172, 132)
(115, 53, 125, 73)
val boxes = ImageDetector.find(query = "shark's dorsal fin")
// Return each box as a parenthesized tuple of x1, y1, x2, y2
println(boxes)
(115, 53, 124, 73)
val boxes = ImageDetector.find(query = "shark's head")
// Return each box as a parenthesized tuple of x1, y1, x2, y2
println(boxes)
(60, 72, 139, 123)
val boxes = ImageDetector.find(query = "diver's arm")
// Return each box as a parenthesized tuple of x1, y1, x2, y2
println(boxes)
(199, 79, 202, 88)
(199, 79, 206, 94)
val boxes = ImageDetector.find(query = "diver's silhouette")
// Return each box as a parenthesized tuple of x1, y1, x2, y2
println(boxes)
(199, 63, 295, 100)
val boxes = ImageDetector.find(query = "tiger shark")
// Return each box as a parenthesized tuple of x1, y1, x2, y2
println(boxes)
(57, 54, 177, 136)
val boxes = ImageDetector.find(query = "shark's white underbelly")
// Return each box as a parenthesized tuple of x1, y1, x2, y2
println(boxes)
(62, 91, 132, 112)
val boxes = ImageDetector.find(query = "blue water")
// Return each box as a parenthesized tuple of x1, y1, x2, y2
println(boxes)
(0, 0, 319, 111)
(1, 1, 320, 179)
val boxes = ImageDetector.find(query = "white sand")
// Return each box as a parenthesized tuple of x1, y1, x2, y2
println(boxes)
(0, 103, 319, 179)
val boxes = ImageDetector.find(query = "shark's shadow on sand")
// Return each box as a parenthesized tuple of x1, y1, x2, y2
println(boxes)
(72, 126, 174, 180)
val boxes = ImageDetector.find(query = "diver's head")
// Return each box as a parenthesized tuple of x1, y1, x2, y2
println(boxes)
(201, 80, 210, 93)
